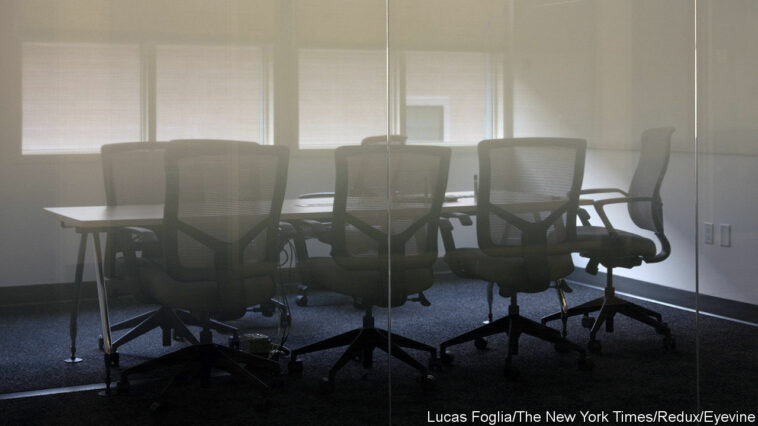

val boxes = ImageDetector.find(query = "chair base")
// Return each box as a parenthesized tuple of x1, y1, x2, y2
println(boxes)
(541, 268, 673, 352)
(117, 328, 279, 399)
(440, 297, 590, 379)
(105, 307, 238, 353)
(289, 312, 437, 390)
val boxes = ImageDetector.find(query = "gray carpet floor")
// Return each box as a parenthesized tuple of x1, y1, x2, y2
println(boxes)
(1, 275, 756, 425)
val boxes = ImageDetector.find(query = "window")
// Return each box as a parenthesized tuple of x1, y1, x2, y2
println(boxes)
(21, 42, 270, 155)
(406, 104, 445, 141)
(405, 51, 493, 144)
(22, 42, 142, 155)
(156, 45, 266, 142)
(298, 49, 387, 149)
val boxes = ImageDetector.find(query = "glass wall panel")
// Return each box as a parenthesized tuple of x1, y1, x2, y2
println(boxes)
(286, 1, 392, 424)
(697, 0, 758, 416)
(1, 0, 391, 423)
(389, 0, 698, 423)
(6, 0, 758, 423)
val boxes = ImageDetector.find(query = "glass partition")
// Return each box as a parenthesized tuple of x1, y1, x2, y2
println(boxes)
(389, 0, 698, 422)
(3, 0, 758, 424)
(697, 0, 758, 415)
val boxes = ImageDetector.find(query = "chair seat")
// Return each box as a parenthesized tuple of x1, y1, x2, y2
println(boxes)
(444, 248, 574, 297)
(575, 226, 657, 263)
(298, 257, 433, 307)
(140, 262, 276, 320)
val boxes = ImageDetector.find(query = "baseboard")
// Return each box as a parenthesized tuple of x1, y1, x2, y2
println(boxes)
(566, 269, 758, 326)
(0, 281, 101, 307)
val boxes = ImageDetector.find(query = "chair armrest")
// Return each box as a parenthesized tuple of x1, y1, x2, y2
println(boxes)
(443, 212, 474, 226)
(278, 222, 297, 241)
(580, 187, 628, 196)
(577, 207, 592, 226)
(591, 196, 657, 236)
(298, 192, 335, 199)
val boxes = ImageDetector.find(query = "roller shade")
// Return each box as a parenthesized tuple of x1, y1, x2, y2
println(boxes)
(295, 0, 386, 49)
(389, 0, 507, 51)
(17, 0, 277, 43)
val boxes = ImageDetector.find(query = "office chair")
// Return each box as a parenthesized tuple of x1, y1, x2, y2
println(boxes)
(116, 140, 288, 395)
(542, 127, 676, 353)
(439, 138, 593, 379)
(289, 144, 451, 392)
(102, 142, 209, 363)
(292, 134, 409, 307)
(100, 142, 248, 364)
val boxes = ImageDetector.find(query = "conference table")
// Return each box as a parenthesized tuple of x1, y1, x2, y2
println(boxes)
(44, 192, 476, 392)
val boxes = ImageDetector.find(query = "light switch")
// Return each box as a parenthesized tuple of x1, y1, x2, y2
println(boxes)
(720, 224, 731, 247)
(704, 222, 713, 245)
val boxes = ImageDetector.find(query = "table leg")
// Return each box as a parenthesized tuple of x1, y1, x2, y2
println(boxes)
(92, 232, 114, 394)
(64, 232, 88, 364)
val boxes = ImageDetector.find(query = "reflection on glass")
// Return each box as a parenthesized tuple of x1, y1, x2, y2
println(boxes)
(697, 0, 758, 413)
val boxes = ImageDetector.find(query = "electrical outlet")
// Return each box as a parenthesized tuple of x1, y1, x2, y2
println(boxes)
(704, 222, 714, 245)
(720, 224, 731, 247)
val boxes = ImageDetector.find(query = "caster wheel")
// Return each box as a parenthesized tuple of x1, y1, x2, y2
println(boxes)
(228, 336, 241, 350)
(109, 352, 120, 368)
(578, 357, 594, 371)
(428, 357, 443, 372)
(418, 374, 435, 391)
(663, 336, 676, 351)
(587, 340, 602, 354)
(255, 399, 273, 413)
(581, 315, 595, 329)
(474, 337, 488, 350)
(288, 359, 303, 375)
(656, 323, 670, 335)
(503, 366, 520, 381)
(554, 340, 571, 354)
(271, 375, 285, 389)
(440, 351, 454, 365)
(260, 302, 276, 317)
(295, 295, 308, 307)
(318, 377, 334, 394)
(98, 336, 104, 351)
(116, 379, 130, 394)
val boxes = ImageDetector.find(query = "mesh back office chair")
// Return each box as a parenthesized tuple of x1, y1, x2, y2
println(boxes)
(292, 134, 409, 306)
(102, 142, 201, 362)
(542, 127, 675, 353)
(289, 144, 450, 392)
(439, 138, 593, 379)
(117, 140, 288, 394)
(101, 142, 252, 361)
(172, 139, 292, 323)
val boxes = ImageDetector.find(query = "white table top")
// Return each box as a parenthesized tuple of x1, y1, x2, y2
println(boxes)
(44, 193, 477, 229)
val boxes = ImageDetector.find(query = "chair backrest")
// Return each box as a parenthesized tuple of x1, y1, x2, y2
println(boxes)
(360, 135, 407, 146)
(627, 127, 674, 234)
(170, 139, 259, 146)
(477, 138, 586, 283)
(101, 142, 168, 277)
(331, 144, 450, 272)
(102, 142, 168, 206)
(162, 140, 289, 287)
